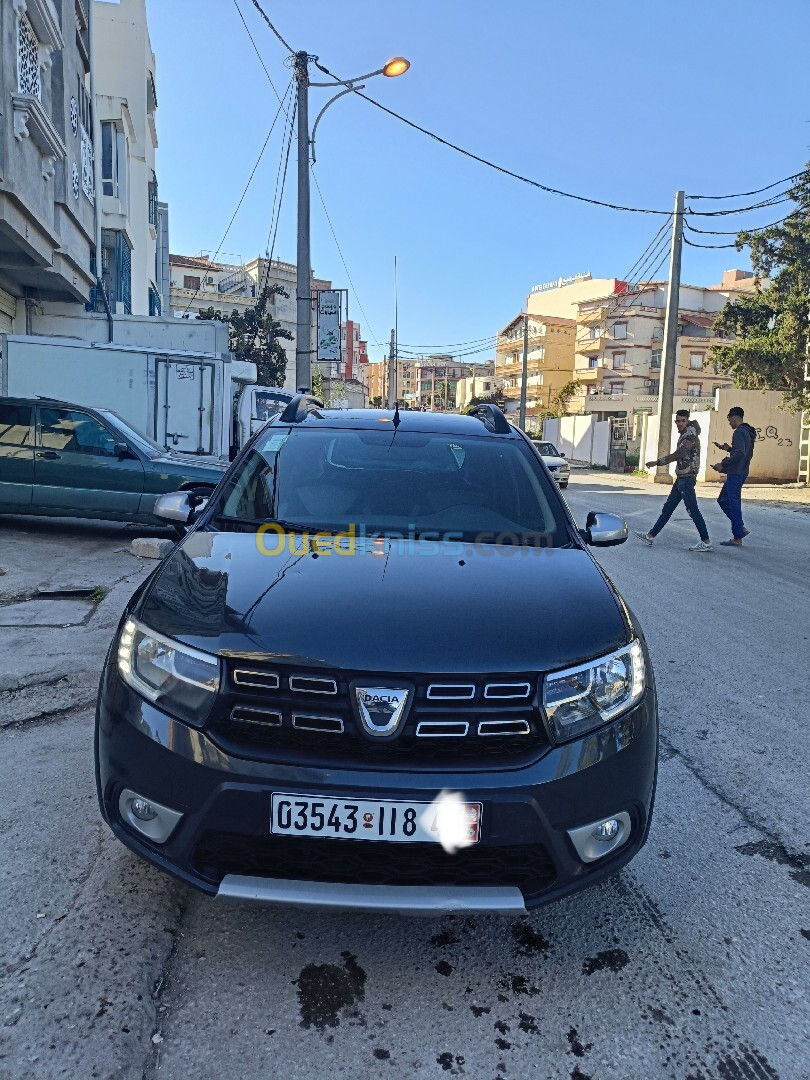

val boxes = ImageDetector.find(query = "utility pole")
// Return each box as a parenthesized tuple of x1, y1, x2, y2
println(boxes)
(387, 329, 396, 408)
(518, 314, 529, 430)
(655, 190, 685, 483)
(295, 51, 312, 394)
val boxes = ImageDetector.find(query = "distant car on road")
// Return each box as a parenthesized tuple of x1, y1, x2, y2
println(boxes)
(0, 396, 227, 527)
(532, 440, 570, 488)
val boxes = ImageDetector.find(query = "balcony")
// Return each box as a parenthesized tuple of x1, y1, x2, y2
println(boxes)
(573, 367, 599, 381)
(576, 336, 602, 354)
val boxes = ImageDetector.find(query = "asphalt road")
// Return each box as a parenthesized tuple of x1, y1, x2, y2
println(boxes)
(0, 480, 808, 1080)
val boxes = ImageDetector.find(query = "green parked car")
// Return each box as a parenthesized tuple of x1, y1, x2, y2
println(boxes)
(0, 396, 227, 526)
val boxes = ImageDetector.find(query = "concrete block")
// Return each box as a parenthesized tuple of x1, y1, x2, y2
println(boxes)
(130, 537, 175, 560)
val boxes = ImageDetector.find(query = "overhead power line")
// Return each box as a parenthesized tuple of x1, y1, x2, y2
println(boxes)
(247, 0, 296, 56)
(232, 0, 287, 109)
(687, 172, 802, 200)
(397, 334, 497, 349)
(182, 84, 292, 315)
(685, 213, 800, 236)
(686, 194, 792, 218)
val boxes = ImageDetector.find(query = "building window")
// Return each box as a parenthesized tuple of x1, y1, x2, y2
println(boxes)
(687, 383, 702, 397)
(609, 382, 625, 397)
(648, 379, 660, 395)
(689, 352, 704, 370)
(17, 12, 41, 100)
(588, 357, 599, 370)
(184, 275, 200, 291)
(81, 125, 94, 200)
(612, 353, 626, 370)
(651, 349, 662, 369)
(652, 325, 664, 341)
(590, 326, 602, 340)
(613, 322, 628, 339)
(100, 229, 132, 314)
(148, 175, 158, 226)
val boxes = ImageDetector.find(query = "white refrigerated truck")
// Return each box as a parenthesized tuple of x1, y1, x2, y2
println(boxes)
(0, 314, 293, 460)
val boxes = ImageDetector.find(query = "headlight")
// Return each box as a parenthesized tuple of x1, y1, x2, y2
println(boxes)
(117, 617, 220, 728)
(543, 640, 645, 743)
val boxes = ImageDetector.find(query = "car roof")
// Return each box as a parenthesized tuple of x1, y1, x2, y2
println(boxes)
(0, 395, 103, 411)
(266, 408, 521, 438)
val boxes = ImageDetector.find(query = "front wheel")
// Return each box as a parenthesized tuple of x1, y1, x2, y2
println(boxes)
(559, 481, 569, 489)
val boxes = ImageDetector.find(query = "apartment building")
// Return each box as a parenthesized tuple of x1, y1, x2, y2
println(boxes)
(341, 319, 368, 381)
(0, 0, 98, 329)
(455, 363, 499, 411)
(495, 314, 578, 417)
(92, 0, 167, 316)
(572, 275, 756, 421)
(169, 253, 332, 390)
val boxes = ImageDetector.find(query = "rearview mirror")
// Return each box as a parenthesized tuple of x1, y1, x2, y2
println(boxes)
(153, 491, 206, 525)
(580, 511, 627, 547)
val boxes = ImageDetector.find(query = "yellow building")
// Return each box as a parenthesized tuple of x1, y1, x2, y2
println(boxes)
(495, 314, 578, 419)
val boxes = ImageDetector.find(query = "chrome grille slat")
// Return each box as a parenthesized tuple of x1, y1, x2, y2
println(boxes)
(231, 706, 282, 728)
(289, 676, 338, 695)
(426, 683, 476, 700)
(483, 682, 532, 700)
(416, 721, 469, 738)
(478, 719, 531, 737)
(292, 713, 344, 734)
(233, 669, 280, 690)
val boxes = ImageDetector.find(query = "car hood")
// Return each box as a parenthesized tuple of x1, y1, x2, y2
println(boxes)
(151, 451, 228, 471)
(542, 456, 568, 468)
(138, 532, 630, 674)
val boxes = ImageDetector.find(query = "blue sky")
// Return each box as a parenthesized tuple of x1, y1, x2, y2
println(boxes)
(149, 0, 809, 363)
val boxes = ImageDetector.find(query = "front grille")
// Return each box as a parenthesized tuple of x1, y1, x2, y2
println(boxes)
(208, 661, 550, 770)
(193, 830, 557, 896)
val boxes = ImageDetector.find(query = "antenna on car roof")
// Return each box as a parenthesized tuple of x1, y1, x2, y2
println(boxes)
(469, 403, 511, 434)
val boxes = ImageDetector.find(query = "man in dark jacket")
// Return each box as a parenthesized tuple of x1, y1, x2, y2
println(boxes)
(711, 406, 756, 546)
(635, 410, 712, 552)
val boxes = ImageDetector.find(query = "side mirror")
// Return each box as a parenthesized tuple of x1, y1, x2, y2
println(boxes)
(153, 490, 206, 525)
(580, 511, 628, 547)
(114, 442, 132, 459)
(560, 453, 566, 458)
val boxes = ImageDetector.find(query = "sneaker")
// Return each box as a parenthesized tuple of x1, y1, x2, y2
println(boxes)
(635, 531, 654, 546)
(742, 527, 750, 537)
(689, 540, 713, 552)
(720, 538, 744, 547)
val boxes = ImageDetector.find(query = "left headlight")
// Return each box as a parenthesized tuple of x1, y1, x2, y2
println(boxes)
(543, 640, 645, 743)
(117, 617, 220, 728)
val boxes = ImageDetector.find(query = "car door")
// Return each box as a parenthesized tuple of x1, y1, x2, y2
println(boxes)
(0, 401, 35, 508)
(34, 406, 145, 516)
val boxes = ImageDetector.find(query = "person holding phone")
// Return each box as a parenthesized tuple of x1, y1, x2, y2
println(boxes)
(711, 407, 757, 546)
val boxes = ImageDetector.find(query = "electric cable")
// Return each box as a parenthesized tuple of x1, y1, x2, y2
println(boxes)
(686, 194, 791, 218)
(232, 0, 288, 109)
(397, 333, 498, 349)
(685, 213, 800, 236)
(181, 86, 292, 316)
(257, 96, 297, 305)
(310, 165, 384, 350)
(246, 0, 296, 56)
(687, 173, 802, 200)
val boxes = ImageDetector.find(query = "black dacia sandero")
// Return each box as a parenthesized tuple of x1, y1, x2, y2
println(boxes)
(96, 399, 657, 914)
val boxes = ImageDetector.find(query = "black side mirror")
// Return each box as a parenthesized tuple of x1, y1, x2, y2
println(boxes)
(114, 442, 132, 459)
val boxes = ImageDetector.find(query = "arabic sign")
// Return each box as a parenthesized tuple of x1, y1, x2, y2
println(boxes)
(317, 291, 341, 361)
(531, 272, 592, 294)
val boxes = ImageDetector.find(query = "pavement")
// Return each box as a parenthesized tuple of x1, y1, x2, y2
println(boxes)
(0, 482, 808, 1080)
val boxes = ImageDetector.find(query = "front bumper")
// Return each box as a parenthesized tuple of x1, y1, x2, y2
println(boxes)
(96, 668, 658, 913)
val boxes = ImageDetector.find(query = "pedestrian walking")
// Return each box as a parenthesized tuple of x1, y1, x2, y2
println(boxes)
(711, 406, 757, 547)
(635, 410, 712, 552)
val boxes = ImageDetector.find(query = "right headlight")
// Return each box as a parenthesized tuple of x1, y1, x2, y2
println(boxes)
(543, 640, 645, 743)
(117, 617, 220, 728)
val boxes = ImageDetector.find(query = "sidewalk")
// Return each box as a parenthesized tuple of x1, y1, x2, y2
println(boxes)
(572, 469, 810, 511)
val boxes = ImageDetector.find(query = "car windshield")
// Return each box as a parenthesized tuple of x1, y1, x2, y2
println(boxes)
(534, 442, 560, 457)
(211, 426, 572, 545)
(97, 410, 164, 458)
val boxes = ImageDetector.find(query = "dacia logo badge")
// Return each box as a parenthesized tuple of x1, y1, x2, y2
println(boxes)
(355, 687, 410, 738)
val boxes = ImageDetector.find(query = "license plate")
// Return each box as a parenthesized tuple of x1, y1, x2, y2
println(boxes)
(270, 793, 482, 844)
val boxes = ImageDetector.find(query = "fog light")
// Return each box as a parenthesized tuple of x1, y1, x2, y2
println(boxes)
(593, 818, 619, 842)
(567, 811, 631, 863)
(118, 788, 183, 844)
(130, 797, 157, 822)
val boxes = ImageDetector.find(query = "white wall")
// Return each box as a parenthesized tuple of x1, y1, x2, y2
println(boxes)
(543, 414, 610, 466)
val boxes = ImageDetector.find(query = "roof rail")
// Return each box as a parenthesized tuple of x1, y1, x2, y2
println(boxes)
(468, 403, 512, 434)
(279, 393, 325, 424)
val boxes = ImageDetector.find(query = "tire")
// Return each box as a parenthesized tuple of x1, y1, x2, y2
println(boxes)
(559, 481, 568, 489)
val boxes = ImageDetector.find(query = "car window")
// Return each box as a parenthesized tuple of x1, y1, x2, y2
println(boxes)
(97, 409, 162, 458)
(533, 442, 559, 457)
(213, 427, 571, 545)
(0, 403, 33, 446)
(39, 408, 118, 457)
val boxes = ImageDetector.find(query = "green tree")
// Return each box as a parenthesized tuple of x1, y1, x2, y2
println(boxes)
(311, 364, 324, 400)
(195, 283, 292, 386)
(711, 166, 810, 411)
(548, 380, 580, 417)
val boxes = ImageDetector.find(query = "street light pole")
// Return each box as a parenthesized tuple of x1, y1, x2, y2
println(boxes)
(294, 51, 312, 394)
(294, 55, 410, 398)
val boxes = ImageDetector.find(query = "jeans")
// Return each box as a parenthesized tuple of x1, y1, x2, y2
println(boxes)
(649, 476, 710, 542)
(718, 473, 746, 539)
